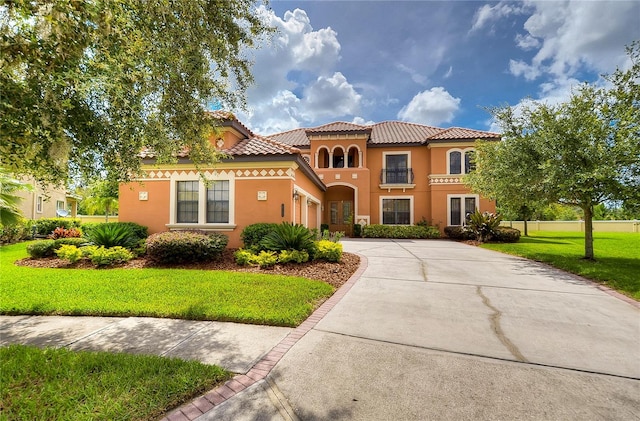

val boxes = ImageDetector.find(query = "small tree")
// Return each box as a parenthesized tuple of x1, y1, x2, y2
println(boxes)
(80, 180, 119, 222)
(0, 168, 33, 225)
(468, 43, 640, 260)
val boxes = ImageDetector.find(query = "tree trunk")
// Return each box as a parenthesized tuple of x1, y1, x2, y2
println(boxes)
(583, 205, 595, 260)
(523, 219, 529, 237)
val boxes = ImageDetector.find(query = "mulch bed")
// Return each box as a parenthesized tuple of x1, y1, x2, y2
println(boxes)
(15, 249, 361, 289)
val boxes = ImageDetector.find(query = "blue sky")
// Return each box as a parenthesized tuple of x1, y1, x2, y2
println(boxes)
(233, 1, 640, 135)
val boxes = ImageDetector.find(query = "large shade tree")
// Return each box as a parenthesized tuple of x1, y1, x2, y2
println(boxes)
(467, 42, 640, 260)
(1, 0, 272, 186)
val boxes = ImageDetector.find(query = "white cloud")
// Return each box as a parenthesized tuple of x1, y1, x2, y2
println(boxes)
(301, 72, 361, 121)
(515, 33, 540, 50)
(352, 116, 376, 126)
(470, 2, 527, 32)
(509, 59, 542, 81)
(443, 66, 453, 79)
(396, 63, 428, 86)
(397, 87, 461, 126)
(236, 7, 360, 134)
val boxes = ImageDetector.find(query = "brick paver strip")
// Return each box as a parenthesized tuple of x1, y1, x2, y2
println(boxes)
(159, 253, 368, 420)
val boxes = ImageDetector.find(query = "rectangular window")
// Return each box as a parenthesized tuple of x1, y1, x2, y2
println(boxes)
(36, 196, 43, 213)
(56, 200, 65, 210)
(206, 181, 229, 223)
(450, 198, 461, 226)
(385, 154, 409, 183)
(176, 181, 199, 223)
(330, 202, 338, 224)
(382, 198, 410, 225)
(449, 195, 477, 226)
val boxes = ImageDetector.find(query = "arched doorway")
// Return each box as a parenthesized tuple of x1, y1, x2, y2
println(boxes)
(324, 184, 356, 236)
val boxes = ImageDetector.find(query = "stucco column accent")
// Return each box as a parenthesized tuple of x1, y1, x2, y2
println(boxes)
(329, 152, 334, 168)
(358, 151, 363, 168)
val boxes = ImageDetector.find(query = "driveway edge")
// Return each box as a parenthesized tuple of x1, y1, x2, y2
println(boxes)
(161, 253, 369, 421)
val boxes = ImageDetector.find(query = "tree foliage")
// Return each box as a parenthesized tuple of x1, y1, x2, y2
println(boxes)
(467, 42, 640, 260)
(0, 168, 33, 225)
(79, 180, 119, 221)
(1, 0, 272, 185)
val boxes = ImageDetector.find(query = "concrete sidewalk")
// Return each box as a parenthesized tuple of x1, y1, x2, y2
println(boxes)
(0, 315, 291, 374)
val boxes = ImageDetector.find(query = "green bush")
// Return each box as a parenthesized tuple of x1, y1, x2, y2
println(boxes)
(240, 223, 278, 250)
(260, 222, 315, 254)
(353, 223, 362, 238)
(314, 240, 343, 262)
(492, 227, 521, 243)
(320, 223, 329, 233)
(444, 226, 476, 240)
(32, 218, 81, 236)
(84, 223, 138, 249)
(0, 220, 31, 244)
(278, 249, 310, 264)
(254, 250, 278, 268)
(234, 249, 255, 265)
(145, 231, 228, 264)
(466, 210, 503, 242)
(90, 246, 134, 267)
(362, 224, 440, 239)
(54, 238, 89, 248)
(55, 245, 83, 263)
(26, 240, 57, 258)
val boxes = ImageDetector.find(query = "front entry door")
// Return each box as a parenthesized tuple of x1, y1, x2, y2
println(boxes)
(329, 200, 353, 236)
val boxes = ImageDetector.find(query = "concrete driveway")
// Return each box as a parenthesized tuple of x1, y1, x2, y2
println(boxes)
(208, 239, 640, 420)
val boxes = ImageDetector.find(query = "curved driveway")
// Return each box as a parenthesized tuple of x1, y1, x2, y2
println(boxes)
(265, 239, 639, 420)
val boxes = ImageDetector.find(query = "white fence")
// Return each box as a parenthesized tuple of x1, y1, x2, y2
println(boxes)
(500, 220, 640, 233)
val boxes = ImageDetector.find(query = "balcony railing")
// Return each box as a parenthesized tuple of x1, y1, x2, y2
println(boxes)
(380, 168, 414, 184)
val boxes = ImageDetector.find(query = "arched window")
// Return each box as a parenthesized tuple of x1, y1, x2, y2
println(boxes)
(317, 147, 329, 168)
(449, 151, 462, 174)
(332, 147, 345, 168)
(347, 146, 359, 168)
(464, 150, 475, 174)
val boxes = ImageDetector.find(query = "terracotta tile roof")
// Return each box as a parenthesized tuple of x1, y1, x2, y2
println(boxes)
(305, 121, 371, 135)
(267, 121, 499, 147)
(224, 135, 301, 156)
(369, 121, 441, 144)
(428, 127, 501, 141)
(268, 128, 310, 147)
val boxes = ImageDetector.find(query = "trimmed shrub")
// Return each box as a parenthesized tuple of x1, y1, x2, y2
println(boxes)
(444, 226, 476, 240)
(145, 231, 228, 264)
(90, 246, 134, 267)
(362, 224, 440, 239)
(260, 223, 316, 254)
(32, 218, 81, 236)
(234, 249, 255, 265)
(48, 227, 82, 239)
(353, 223, 362, 238)
(254, 250, 278, 268)
(26, 240, 57, 258)
(240, 223, 278, 250)
(84, 223, 138, 249)
(320, 223, 329, 233)
(278, 249, 310, 264)
(492, 227, 521, 243)
(54, 238, 88, 248)
(314, 240, 343, 262)
(55, 245, 83, 263)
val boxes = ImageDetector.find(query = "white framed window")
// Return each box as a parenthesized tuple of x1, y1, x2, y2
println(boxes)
(56, 200, 65, 210)
(36, 195, 43, 213)
(447, 148, 475, 175)
(168, 173, 235, 229)
(382, 151, 412, 184)
(447, 194, 479, 226)
(380, 195, 413, 225)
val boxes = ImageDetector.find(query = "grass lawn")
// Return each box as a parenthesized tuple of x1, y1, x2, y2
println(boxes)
(0, 344, 231, 420)
(0, 242, 334, 327)
(481, 231, 640, 300)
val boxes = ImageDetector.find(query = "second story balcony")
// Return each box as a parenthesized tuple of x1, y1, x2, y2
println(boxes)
(380, 168, 414, 185)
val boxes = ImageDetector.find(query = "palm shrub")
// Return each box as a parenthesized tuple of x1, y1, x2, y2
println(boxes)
(84, 223, 138, 249)
(465, 210, 503, 242)
(260, 222, 315, 254)
(82, 222, 148, 241)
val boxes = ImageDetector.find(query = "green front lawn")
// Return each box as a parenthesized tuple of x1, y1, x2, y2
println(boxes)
(0, 242, 334, 327)
(0, 344, 231, 421)
(481, 231, 640, 300)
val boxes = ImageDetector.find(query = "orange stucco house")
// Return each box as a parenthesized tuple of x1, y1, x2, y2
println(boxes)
(119, 113, 500, 248)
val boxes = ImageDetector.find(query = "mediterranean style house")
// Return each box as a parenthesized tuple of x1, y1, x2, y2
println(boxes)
(14, 176, 79, 220)
(118, 112, 500, 248)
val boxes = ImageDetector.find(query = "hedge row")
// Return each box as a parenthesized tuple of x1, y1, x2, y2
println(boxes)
(362, 224, 441, 239)
(444, 226, 521, 243)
